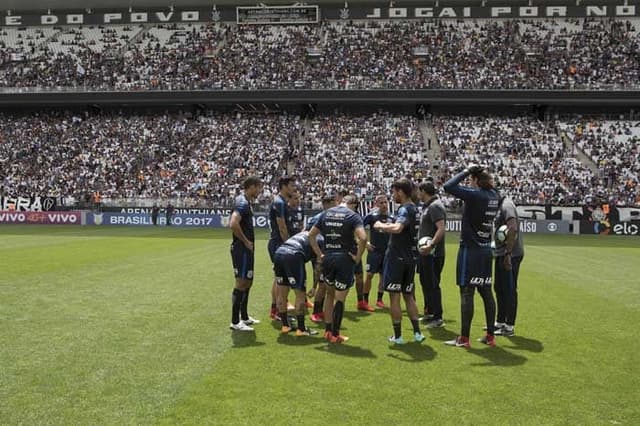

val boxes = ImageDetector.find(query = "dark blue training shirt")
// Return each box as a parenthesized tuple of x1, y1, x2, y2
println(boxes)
(280, 231, 325, 263)
(444, 171, 499, 248)
(287, 205, 304, 235)
(305, 211, 322, 231)
(363, 210, 392, 253)
(269, 194, 290, 244)
(232, 194, 254, 243)
(314, 205, 364, 255)
(386, 203, 419, 261)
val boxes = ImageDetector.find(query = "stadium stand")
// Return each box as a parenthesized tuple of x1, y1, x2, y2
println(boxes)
(0, 18, 638, 90)
(0, 110, 637, 207)
(560, 118, 640, 206)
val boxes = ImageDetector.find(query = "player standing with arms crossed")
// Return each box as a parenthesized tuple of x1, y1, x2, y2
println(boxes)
(374, 178, 425, 345)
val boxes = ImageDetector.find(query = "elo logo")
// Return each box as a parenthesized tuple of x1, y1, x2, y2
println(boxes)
(612, 223, 639, 236)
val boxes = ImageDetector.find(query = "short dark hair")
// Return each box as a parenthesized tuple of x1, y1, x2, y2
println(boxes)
(321, 191, 337, 204)
(475, 171, 494, 190)
(391, 177, 414, 198)
(418, 180, 437, 195)
(278, 176, 296, 189)
(243, 175, 262, 190)
(321, 192, 337, 208)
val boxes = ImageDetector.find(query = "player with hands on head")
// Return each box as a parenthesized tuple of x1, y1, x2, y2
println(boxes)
(443, 163, 499, 348)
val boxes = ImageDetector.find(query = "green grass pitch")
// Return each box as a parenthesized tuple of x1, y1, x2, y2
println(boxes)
(1, 225, 638, 424)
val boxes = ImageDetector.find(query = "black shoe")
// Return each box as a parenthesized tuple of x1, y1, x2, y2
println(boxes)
(495, 326, 514, 336)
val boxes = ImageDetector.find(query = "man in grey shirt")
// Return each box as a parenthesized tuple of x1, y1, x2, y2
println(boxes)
(493, 196, 524, 336)
(417, 180, 447, 328)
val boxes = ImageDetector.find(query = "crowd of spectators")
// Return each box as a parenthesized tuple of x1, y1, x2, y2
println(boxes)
(297, 112, 428, 200)
(433, 115, 609, 206)
(0, 17, 638, 90)
(0, 111, 299, 207)
(1, 110, 638, 208)
(560, 118, 639, 206)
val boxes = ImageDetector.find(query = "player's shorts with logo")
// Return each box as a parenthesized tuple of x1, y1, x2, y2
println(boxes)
(383, 254, 416, 293)
(273, 248, 307, 291)
(456, 245, 492, 287)
(322, 254, 355, 291)
(366, 250, 385, 274)
(231, 241, 254, 280)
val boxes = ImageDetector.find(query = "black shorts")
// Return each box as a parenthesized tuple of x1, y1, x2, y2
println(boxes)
(322, 254, 355, 291)
(383, 254, 416, 294)
(231, 242, 254, 280)
(366, 251, 385, 275)
(354, 260, 363, 275)
(273, 249, 307, 291)
(267, 238, 281, 263)
(456, 246, 492, 287)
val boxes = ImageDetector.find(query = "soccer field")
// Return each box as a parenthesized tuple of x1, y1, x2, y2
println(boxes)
(1, 225, 638, 425)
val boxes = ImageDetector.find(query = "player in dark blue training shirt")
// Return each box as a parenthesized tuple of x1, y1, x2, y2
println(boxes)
(287, 190, 305, 235)
(374, 178, 425, 344)
(309, 194, 366, 344)
(268, 176, 296, 320)
(229, 175, 263, 332)
(443, 164, 500, 348)
(305, 192, 338, 323)
(273, 231, 324, 337)
(362, 194, 392, 310)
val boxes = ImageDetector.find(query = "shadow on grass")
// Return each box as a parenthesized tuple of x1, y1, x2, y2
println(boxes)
(276, 333, 323, 346)
(467, 346, 528, 367)
(315, 343, 377, 358)
(426, 326, 458, 342)
(342, 310, 374, 323)
(501, 335, 544, 353)
(387, 342, 437, 362)
(230, 331, 266, 348)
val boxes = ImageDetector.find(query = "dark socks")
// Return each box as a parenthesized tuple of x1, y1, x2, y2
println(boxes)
(332, 301, 344, 336)
(240, 288, 250, 321)
(411, 319, 420, 334)
(296, 314, 305, 331)
(280, 312, 289, 327)
(231, 288, 242, 324)
(461, 287, 474, 338)
(393, 320, 402, 339)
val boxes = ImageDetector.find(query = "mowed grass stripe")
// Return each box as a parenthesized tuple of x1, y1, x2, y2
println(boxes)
(1, 231, 238, 424)
(1, 227, 638, 424)
(163, 242, 639, 425)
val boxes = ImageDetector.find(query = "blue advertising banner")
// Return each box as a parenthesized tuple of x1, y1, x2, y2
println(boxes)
(86, 212, 270, 228)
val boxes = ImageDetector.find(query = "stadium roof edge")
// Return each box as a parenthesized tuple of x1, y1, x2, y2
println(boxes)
(0, 0, 637, 14)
